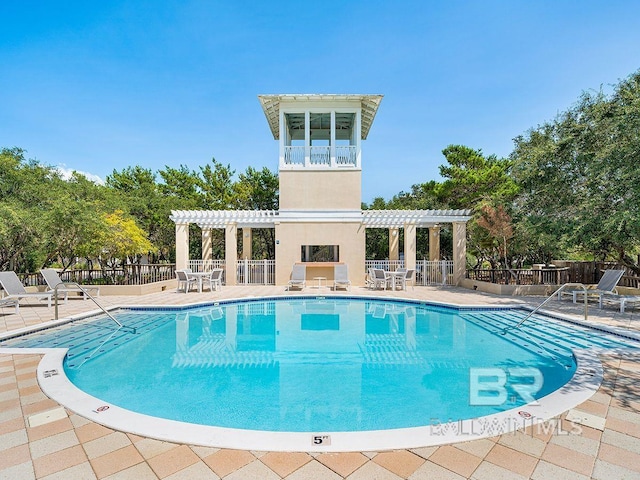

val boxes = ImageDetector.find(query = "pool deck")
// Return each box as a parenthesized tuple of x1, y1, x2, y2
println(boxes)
(1, 285, 640, 479)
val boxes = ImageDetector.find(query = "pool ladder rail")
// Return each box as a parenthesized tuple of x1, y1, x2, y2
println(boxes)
(502, 283, 589, 334)
(53, 282, 137, 334)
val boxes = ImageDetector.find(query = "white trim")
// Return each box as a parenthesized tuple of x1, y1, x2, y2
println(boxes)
(170, 209, 473, 229)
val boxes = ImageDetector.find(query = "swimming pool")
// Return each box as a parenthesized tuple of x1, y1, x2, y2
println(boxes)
(2, 295, 638, 451)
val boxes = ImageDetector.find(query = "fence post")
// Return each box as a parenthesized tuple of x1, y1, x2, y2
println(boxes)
(263, 259, 268, 285)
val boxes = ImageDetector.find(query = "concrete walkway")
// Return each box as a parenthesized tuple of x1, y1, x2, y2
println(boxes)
(1, 286, 640, 479)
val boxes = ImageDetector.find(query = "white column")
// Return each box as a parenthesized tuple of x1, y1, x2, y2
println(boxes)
(202, 229, 212, 263)
(330, 110, 336, 167)
(429, 226, 441, 261)
(279, 108, 285, 168)
(453, 221, 467, 285)
(355, 108, 362, 169)
(175, 223, 189, 270)
(404, 223, 416, 270)
(389, 228, 400, 261)
(241, 228, 252, 260)
(304, 110, 310, 167)
(225, 223, 238, 286)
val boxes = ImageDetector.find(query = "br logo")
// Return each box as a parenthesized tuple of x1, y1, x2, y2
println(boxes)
(469, 368, 543, 405)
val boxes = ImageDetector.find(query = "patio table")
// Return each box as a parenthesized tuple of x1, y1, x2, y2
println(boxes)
(385, 271, 406, 290)
(187, 271, 211, 293)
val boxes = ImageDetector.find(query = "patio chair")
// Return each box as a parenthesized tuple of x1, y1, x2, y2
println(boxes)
(40, 268, 100, 300)
(287, 264, 306, 291)
(559, 269, 625, 303)
(0, 271, 57, 308)
(203, 268, 224, 291)
(368, 268, 391, 290)
(397, 269, 416, 290)
(0, 297, 19, 314)
(333, 264, 351, 291)
(175, 270, 197, 293)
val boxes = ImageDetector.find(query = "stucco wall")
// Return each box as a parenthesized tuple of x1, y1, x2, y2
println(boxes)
(275, 222, 366, 286)
(279, 170, 361, 210)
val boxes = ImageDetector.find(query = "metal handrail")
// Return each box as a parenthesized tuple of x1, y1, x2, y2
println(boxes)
(53, 282, 136, 333)
(502, 282, 589, 334)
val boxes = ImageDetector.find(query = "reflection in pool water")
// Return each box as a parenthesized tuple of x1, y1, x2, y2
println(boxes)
(52, 298, 586, 432)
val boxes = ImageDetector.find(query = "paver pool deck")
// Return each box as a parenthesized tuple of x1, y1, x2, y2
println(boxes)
(1, 285, 639, 479)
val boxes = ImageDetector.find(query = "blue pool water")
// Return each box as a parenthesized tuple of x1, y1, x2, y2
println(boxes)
(2, 297, 639, 432)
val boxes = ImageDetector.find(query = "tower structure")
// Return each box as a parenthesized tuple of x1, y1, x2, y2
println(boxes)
(258, 94, 383, 285)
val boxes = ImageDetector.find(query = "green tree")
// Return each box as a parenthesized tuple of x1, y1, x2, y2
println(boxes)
(233, 166, 279, 259)
(434, 145, 520, 267)
(512, 70, 640, 272)
(107, 166, 173, 262)
(96, 210, 155, 282)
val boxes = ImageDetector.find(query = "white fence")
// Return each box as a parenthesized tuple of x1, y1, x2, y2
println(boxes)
(189, 259, 275, 285)
(366, 260, 454, 286)
(416, 260, 454, 286)
(365, 260, 405, 272)
(189, 259, 453, 286)
(236, 259, 276, 285)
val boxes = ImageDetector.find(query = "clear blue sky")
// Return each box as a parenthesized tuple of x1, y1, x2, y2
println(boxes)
(1, 1, 639, 203)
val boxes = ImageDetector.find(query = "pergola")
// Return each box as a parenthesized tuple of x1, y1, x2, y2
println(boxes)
(170, 208, 473, 285)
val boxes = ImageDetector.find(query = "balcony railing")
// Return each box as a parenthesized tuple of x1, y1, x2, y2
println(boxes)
(284, 146, 305, 165)
(336, 145, 356, 166)
(310, 146, 330, 165)
(283, 145, 357, 167)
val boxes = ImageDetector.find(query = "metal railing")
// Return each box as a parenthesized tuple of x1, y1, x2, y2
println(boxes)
(236, 259, 275, 285)
(53, 282, 136, 333)
(188, 259, 276, 285)
(466, 267, 570, 285)
(365, 260, 405, 273)
(416, 260, 454, 286)
(502, 283, 589, 334)
(365, 260, 454, 286)
(20, 264, 176, 287)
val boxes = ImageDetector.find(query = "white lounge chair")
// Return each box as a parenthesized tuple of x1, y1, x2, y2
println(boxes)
(0, 297, 19, 314)
(203, 268, 224, 291)
(175, 270, 197, 293)
(333, 264, 351, 291)
(0, 271, 58, 308)
(598, 293, 640, 313)
(559, 269, 625, 303)
(40, 268, 100, 300)
(287, 265, 306, 291)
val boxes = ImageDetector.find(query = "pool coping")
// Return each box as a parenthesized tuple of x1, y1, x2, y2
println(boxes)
(0, 346, 600, 452)
(0, 294, 611, 452)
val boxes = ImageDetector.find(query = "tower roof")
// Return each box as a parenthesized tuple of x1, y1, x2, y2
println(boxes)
(258, 94, 383, 140)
